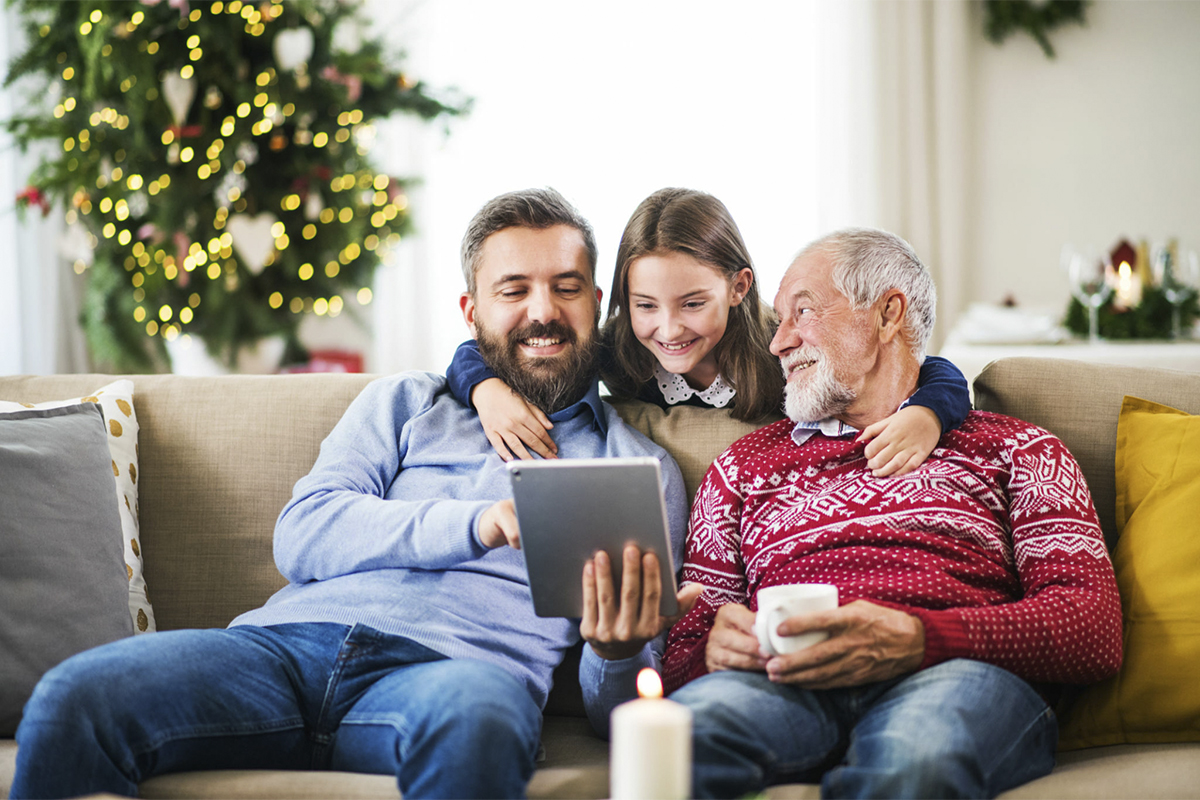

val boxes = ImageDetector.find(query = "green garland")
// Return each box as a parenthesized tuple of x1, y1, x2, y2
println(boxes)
(1065, 285, 1199, 340)
(983, 0, 1088, 59)
(6, 0, 469, 371)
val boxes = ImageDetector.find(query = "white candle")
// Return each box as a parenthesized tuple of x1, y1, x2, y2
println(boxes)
(610, 669, 692, 800)
(1115, 260, 1142, 308)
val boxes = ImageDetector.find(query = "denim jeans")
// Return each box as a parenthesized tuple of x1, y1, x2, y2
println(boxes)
(12, 623, 543, 799)
(671, 659, 1057, 799)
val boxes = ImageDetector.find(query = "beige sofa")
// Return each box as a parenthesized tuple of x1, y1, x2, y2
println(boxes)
(2, 357, 1198, 799)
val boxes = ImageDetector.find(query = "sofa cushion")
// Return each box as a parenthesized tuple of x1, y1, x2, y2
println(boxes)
(0, 380, 155, 634)
(0, 374, 377, 631)
(1058, 397, 1200, 749)
(609, 399, 781, 504)
(0, 404, 133, 735)
(972, 358, 1200, 549)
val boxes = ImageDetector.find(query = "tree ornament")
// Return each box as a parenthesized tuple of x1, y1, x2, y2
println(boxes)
(161, 72, 197, 127)
(59, 222, 94, 265)
(236, 141, 260, 165)
(305, 191, 324, 220)
(273, 26, 314, 72)
(225, 213, 279, 275)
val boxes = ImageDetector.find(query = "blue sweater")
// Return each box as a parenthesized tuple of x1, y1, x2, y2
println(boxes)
(231, 372, 688, 730)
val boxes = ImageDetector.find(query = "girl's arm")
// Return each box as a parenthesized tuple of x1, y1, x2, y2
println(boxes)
(446, 340, 557, 461)
(857, 355, 970, 477)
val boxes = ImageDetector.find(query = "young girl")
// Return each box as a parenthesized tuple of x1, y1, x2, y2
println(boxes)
(447, 188, 969, 476)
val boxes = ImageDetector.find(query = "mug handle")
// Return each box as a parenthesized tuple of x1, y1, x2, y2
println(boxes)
(754, 605, 788, 657)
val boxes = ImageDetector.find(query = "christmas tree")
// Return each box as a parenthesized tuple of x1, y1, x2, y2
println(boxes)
(6, 0, 468, 371)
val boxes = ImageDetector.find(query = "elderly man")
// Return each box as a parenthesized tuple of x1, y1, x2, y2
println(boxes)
(12, 188, 690, 800)
(663, 228, 1123, 799)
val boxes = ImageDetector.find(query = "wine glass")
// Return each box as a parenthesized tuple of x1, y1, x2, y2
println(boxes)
(1153, 246, 1200, 339)
(1066, 248, 1112, 344)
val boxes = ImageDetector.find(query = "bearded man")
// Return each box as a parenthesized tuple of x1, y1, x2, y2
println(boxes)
(663, 228, 1123, 799)
(12, 188, 691, 800)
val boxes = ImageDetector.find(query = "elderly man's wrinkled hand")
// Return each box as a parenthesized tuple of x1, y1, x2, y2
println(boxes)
(580, 546, 702, 661)
(704, 603, 769, 675)
(764, 600, 924, 689)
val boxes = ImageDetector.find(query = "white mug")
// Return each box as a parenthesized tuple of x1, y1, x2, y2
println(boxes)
(754, 583, 839, 656)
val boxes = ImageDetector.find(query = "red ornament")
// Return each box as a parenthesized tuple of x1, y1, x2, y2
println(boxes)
(16, 186, 50, 217)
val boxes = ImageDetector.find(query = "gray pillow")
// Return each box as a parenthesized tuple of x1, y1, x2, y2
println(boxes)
(0, 403, 134, 735)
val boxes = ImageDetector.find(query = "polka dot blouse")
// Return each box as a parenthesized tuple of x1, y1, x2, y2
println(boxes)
(663, 411, 1124, 694)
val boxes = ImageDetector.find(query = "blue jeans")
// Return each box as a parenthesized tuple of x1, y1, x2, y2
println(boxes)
(12, 623, 543, 799)
(671, 659, 1057, 799)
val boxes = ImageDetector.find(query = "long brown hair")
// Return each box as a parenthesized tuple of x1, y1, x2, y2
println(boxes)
(600, 188, 783, 422)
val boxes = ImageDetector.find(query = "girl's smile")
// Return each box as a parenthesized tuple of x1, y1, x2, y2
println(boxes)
(628, 251, 752, 390)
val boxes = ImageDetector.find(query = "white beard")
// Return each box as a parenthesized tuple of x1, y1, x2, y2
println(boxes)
(781, 349, 856, 422)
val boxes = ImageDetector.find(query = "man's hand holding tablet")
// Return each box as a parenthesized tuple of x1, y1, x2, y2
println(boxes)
(503, 457, 702, 660)
(581, 544, 704, 660)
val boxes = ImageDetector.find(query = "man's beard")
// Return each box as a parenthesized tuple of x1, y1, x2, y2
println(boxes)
(780, 348, 856, 423)
(475, 319, 599, 414)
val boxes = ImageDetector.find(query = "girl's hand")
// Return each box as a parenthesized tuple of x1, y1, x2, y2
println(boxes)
(472, 378, 557, 461)
(856, 405, 941, 477)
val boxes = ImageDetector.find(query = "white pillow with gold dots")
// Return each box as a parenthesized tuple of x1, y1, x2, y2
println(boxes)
(0, 380, 155, 633)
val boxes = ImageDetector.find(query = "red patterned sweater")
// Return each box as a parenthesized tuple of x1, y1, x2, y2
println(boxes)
(663, 411, 1123, 694)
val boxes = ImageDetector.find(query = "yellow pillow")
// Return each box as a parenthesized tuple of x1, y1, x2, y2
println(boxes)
(1059, 396, 1200, 749)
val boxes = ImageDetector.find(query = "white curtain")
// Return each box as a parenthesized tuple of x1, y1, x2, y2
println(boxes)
(1, 8, 88, 376)
(869, 0, 972, 351)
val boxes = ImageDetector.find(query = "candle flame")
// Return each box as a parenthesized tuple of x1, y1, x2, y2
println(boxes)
(1119, 261, 1132, 279)
(637, 668, 663, 699)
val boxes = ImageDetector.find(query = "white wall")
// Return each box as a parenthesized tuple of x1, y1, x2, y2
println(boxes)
(366, 0, 863, 373)
(965, 0, 1200, 316)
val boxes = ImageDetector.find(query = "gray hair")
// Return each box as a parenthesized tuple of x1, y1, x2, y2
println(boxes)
(798, 228, 936, 362)
(459, 188, 598, 296)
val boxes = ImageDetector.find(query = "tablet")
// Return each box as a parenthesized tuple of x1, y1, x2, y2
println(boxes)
(507, 457, 679, 619)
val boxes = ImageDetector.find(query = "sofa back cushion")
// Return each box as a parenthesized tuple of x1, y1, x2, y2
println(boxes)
(973, 357, 1200, 549)
(608, 399, 782, 504)
(0, 373, 375, 631)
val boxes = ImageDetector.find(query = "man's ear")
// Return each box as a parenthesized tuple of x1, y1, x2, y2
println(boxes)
(460, 292, 479, 338)
(878, 289, 907, 344)
(595, 286, 603, 306)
